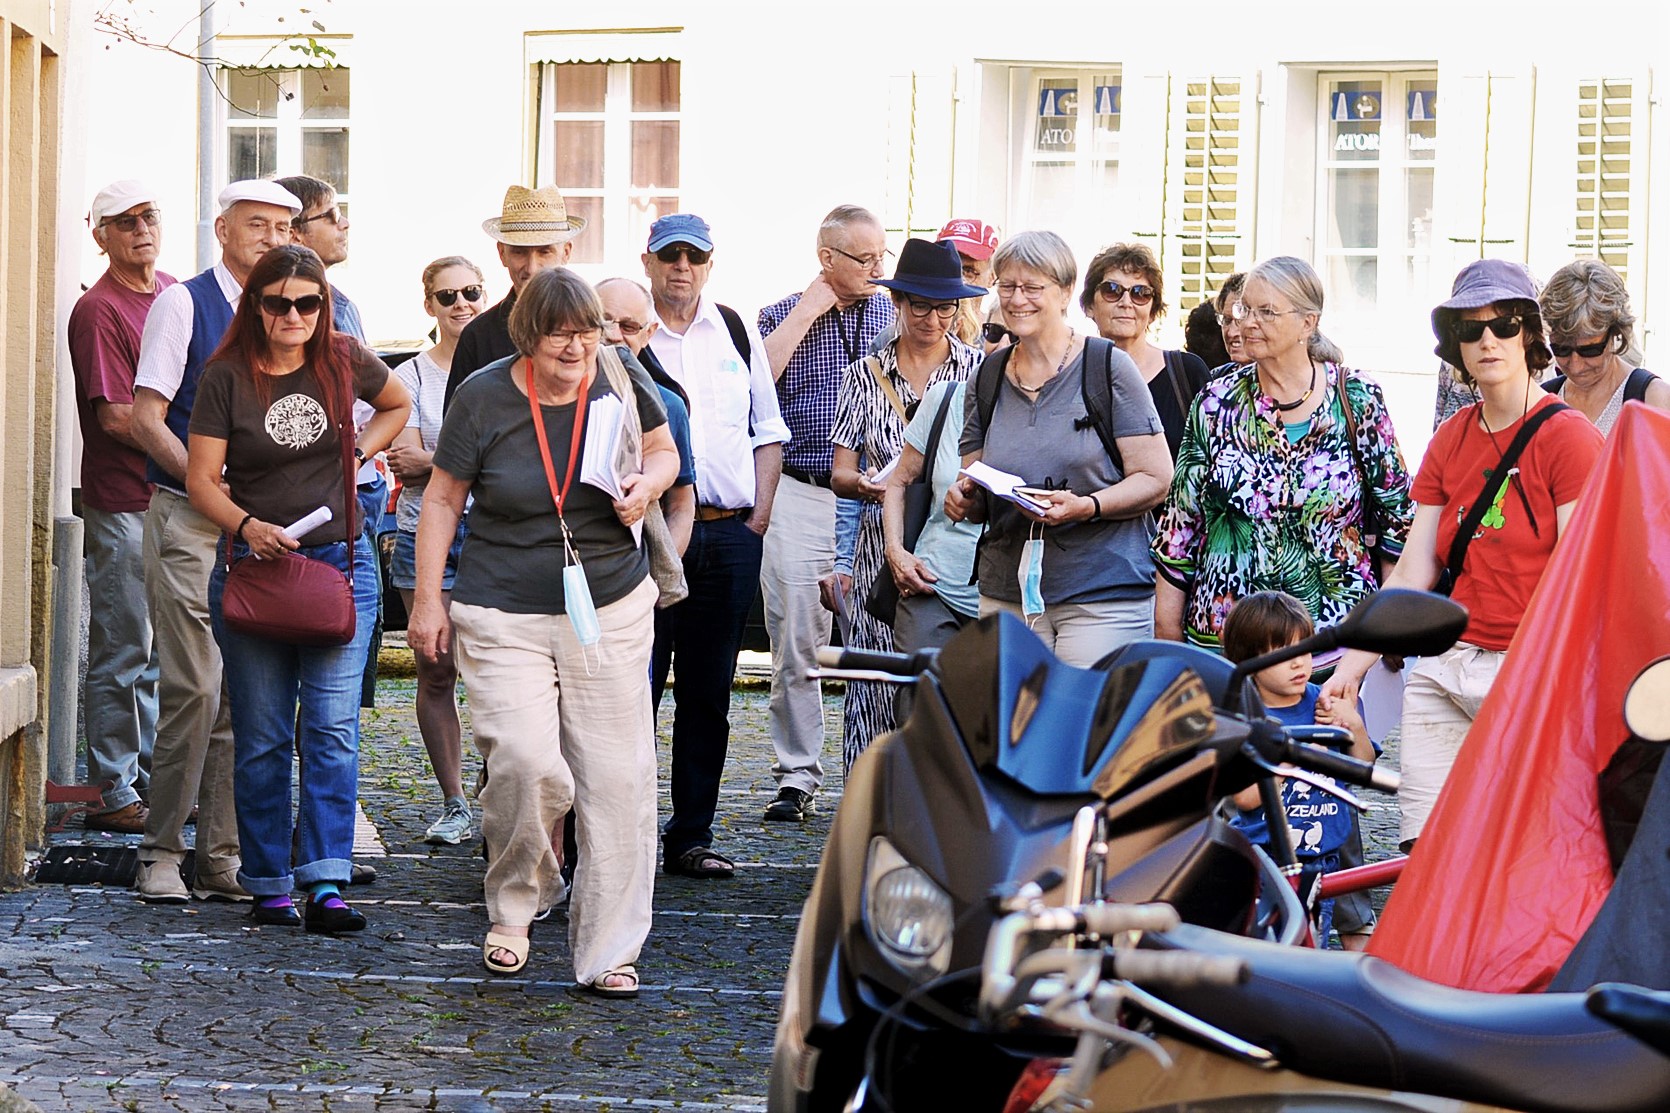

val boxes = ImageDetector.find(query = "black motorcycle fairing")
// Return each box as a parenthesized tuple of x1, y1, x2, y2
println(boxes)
(933, 615, 1220, 800)
(1104, 816, 1263, 937)
(1097, 636, 1257, 715)
(1139, 924, 1670, 1113)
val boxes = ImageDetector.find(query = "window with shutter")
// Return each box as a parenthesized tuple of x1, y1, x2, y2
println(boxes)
(1166, 77, 1244, 310)
(1573, 78, 1632, 279)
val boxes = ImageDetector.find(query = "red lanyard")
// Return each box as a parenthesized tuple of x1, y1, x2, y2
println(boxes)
(526, 358, 591, 518)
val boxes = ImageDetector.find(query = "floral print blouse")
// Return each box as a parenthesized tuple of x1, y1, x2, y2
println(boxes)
(1152, 363, 1415, 649)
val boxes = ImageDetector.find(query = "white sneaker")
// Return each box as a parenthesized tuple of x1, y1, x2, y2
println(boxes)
(135, 859, 189, 904)
(424, 797, 473, 846)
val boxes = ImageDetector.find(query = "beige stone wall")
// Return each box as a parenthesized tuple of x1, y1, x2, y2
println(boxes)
(0, 0, 63, 888)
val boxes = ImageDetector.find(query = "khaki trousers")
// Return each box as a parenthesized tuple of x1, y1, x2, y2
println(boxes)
(451, 577, 658, 984)
(1397, 642, 1506, 844)
(978, 594, 1156, 668)
(761, 476, 836, 794)
(138, 489, 240, 876)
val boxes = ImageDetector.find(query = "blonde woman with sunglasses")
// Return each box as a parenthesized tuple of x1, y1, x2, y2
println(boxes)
(1325, 260, 1604, 849)
(387, 256, 487, 847)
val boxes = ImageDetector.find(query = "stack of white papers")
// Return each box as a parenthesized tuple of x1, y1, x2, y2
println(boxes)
(958, 461, 1049, 513)
(580, 393, 635, 500)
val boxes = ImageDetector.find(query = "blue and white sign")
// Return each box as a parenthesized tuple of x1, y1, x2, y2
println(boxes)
(1332, 90, 1382, 121)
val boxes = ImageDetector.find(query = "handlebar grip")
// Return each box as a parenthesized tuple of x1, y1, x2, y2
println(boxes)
(1284, 741, 1399, 792)
(1109, 950, 1250, 989)
(1081, 903, 1181, 936)
(814, 645, 928, 676)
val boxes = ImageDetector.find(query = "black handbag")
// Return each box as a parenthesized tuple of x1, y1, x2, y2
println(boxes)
(865, 386, 957, 625)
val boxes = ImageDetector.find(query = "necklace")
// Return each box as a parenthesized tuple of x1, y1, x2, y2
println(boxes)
(1012, 334, 1074, 394)
(1262, 358, 1319, 412)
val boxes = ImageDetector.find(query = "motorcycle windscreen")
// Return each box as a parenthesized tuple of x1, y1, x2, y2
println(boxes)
(1369, 403, 1670, 991)
(937, 613, 1218, 798)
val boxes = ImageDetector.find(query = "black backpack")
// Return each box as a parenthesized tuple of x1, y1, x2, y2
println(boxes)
(1542, 366, 1657, 403)
(974, 336, 1125, 471)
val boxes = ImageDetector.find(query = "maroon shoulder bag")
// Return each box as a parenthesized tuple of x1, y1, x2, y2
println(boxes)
(220, 384, 358, 647)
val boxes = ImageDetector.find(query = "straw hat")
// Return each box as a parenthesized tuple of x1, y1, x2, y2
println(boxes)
(482, 184, 586, 247)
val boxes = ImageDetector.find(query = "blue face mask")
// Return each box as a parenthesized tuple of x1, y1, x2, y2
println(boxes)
(561, 530, 602, 674)
(1018, 528, 1045, 618)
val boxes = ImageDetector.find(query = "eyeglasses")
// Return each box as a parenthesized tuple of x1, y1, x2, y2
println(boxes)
(603, 317, 646, 337)
(294, 206, 344, 229)
(100, 208, 161, 233)
(430, 285, 483, 307)
(1214, 311, 1238, 328)
(548, 327, 602, 346)
(1551, 332, 1614, 359)
(995, 281, 1052, 301)
(1097, 281, 1155, 305)
(655, 244, 711, 265)
(981, 322, 1018, 345)
(259, 294, 324, 317)
(1230, 302, 1302, 324)
(1455, 316, 1524, 344)
(904, 298, 959, 320)
(831, 246, 891, 269)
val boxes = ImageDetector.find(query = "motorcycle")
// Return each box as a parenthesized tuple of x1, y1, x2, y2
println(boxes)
(768, 588, 1466, 1112)
(976, 652, 1670, 1112)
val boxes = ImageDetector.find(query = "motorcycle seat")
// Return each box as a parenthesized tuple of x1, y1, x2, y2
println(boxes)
(1142, 924, 1670, 1113)
(1588, 983, 1670, 1057)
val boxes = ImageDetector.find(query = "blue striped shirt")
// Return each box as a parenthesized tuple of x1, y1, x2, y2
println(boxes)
(758, 291, 895, 475)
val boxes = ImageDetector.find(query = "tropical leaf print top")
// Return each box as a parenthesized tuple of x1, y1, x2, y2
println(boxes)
(1152, 363, 1414, 649)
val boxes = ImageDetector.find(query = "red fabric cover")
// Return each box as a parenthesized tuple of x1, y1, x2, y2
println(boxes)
(1368, 402, 1670, 991)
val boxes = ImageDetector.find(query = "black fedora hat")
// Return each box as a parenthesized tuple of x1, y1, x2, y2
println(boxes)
(871, 239, 989, 301)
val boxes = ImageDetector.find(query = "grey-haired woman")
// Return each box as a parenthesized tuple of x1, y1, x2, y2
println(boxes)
(1539, 258, 1669, 434)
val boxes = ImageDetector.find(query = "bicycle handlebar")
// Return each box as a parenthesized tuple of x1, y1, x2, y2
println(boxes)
(1107, 949, 1250, 990)
(1283, 740, 1400, 793)
(813, 645, 936, 676)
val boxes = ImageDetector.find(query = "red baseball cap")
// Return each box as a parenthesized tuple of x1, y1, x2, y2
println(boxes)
(935, 218, 999, 260)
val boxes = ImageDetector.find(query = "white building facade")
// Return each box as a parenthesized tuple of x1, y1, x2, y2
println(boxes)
(72, 0, 1669, 463)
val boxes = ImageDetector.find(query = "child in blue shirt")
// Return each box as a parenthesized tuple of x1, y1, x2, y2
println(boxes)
(1223, 592, 1374, 947)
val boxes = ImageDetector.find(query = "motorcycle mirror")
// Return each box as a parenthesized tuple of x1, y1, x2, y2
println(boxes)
(1624, 657, 1670, 742)
(1328, 589, 1469, 657)
(1223, 590, 1467, 712)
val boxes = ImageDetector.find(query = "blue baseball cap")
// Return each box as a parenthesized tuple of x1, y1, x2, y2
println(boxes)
(646, 213, 714, 254)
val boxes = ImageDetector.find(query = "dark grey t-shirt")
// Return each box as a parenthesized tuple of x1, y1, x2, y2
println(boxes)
(961, 338, 1162, 605)
(434, 353, 667, 614)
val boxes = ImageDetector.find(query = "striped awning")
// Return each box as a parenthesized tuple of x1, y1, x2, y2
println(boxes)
(524, 28, 682, 66)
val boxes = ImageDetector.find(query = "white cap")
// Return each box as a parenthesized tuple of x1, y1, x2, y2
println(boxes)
(88, 179, 159, 225)
(217, 179, 303, 217)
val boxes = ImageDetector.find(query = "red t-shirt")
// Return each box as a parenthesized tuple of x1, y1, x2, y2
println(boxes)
(1414, 395, 1603, 650)
(68, 269, 177, 512)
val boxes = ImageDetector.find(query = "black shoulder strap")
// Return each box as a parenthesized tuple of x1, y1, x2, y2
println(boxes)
(634, 344, 689, 409)
(1541, 374, 1566, 396)
(974, 343, 1010, 439)
(1625, 367, 1657, 404)
(1080, 338, 1123, 472)
(1444, 402, 1571, 581)
(716, 304, 752, 367)
(921, 384, 957, 468)
(1160, 349, 1191, 417)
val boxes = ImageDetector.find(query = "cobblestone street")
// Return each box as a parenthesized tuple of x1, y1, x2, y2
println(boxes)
(1, 663, 840, 1112)
(0, 656, 1406, 1112)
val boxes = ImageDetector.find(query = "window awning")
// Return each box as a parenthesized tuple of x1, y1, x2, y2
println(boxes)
(524, 28, 683, 66)
(213, 34, 350, 70)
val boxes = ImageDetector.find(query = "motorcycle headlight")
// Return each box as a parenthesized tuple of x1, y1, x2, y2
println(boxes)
(863, 837, 953, 978)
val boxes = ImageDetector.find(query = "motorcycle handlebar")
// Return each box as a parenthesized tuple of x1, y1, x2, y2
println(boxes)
(1283, 740, 1401, 793)
(1081, 903, 1182, 936)
(813, 645, 935, 676)
(1107, 949, 1250, 990)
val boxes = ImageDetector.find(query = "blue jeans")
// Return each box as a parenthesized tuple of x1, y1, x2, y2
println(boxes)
(652, 515, 763, 858)
(209, 536, 378, 896)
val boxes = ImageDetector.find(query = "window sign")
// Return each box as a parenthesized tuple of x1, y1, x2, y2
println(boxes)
(1407, 81, 1437, 159)
(1036, 79, 1078, 153)
(1330, 81, 1383, 160)
(1016, 68, 1122, 260)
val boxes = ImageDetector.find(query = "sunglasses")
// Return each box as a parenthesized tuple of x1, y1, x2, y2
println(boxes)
(655, 244, 711, 265)
(259, 293, 324, 317)
(981, 322, 1018, 345)
(1551, 332, 1615, 359)
(603, 317, 646, 337)
(294, 206, 344, 229)
(1097, 281, 1154, 305)
(431, 285, 483, 307)
(1455, 315, 1524, 344)
(100, 208, 161, 233)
